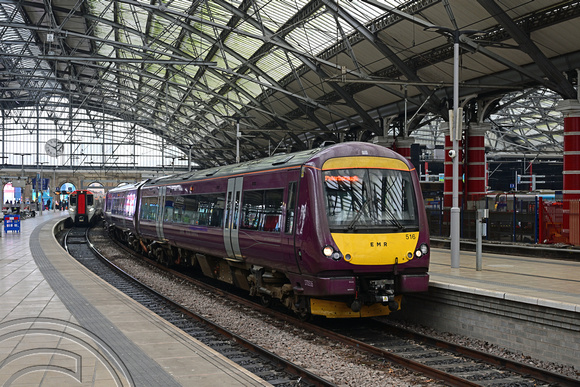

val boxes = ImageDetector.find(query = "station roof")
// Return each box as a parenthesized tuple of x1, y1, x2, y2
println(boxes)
(1, 0, 579, 168)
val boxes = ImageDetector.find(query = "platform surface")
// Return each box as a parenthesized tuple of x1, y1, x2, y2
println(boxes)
(0, 211, 271, 386)
(429, 246, 580, 312)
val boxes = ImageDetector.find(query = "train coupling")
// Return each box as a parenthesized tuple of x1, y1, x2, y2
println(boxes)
(376, 294, 399, 312)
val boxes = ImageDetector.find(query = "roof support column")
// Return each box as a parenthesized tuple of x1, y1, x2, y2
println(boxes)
(466, 123, 489, 207)
(556, 99, 580, 245)
(395, 137, 415, 161)
(443, 122, 463, 210)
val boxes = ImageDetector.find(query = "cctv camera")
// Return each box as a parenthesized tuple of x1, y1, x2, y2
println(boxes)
(448, 150, 456, 158)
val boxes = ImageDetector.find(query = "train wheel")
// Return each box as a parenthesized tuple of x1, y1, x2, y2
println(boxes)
(260, 295, 272, 307)
(296, 310, 311, 322)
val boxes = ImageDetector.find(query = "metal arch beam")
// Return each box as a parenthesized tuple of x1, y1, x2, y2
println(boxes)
(209, 0, 329, 143)
(173, 0, 324, 150)
(108, 0, 323, 152)
(360, 0, 571, 99)
(211, 0, 381, 135)
(33, 74, 230, 158)
(321, 0, 440, 113)
(476, 0, 577, 99)
(7, 0, 386, 151)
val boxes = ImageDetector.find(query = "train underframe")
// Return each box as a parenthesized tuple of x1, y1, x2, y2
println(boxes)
(112, 228, 403, 318)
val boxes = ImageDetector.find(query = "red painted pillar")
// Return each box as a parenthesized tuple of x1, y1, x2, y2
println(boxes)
(443, 123, 463, 208)
(466, 123, 488, 206)
(557, 100, 580, 243)
(396, 137, 415, 160)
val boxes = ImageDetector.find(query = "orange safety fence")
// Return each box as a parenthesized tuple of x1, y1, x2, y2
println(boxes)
(539, 198, 580, 246)
(538, 198, 564, 244)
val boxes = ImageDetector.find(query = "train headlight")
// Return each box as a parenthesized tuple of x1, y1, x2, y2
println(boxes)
(414, 243, 429, 258)
(322, 245, 334, 257)
(322, 245, 342, 261)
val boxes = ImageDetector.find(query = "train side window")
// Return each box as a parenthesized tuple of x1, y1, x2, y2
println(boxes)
(140, 196, 158, 221)
(164, 196, 174, 222)
(241, 191, 263, 230)
(285, 182, 297, 234)
(117, 197, 125, 216)
(264, 189, 283, 232)
(201, 193, 225, 227)
(172, 196, 184, 223)
(241, 189, 283, 232)
(182, 195, 199, 225)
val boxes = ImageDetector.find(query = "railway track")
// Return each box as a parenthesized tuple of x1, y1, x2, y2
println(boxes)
(320, 319, 578, 387)
(84, 224, 580, 387)
(63, 226, 334, 387)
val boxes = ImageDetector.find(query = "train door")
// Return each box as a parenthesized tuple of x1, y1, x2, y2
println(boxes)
(156, 186, 167, 240)
(224, 177, 243, 260)
(284, 173, 303, 273)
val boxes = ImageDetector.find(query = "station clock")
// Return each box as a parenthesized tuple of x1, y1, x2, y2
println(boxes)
(45, 138, 64, 157)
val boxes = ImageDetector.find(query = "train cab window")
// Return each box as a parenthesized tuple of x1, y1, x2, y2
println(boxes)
(70, 195, 77, 206)
(86, 194, 94, 206)
(323, 168, 419, 231)
(241, 189, 283, 232)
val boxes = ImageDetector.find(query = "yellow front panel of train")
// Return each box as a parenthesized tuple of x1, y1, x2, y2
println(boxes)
(331, 232, 419, 265)
(322, 156, 410, 171)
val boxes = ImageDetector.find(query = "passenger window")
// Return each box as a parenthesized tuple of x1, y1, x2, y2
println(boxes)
(241, 189, 283, 232)
(241, 191, 263, 230)
(264, 190, 283, 232)
(165, 193, 225, 227)
(139, 197, 158, 221)
(164, 197, 174, 222)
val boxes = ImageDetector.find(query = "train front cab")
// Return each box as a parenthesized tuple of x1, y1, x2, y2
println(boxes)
(70, 190, 94, 226)
(291, 153, 430, 318)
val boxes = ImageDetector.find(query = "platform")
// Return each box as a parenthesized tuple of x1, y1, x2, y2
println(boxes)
(393, 245, 580, 368)
(0, 211, 271, 386)
(428, 246, 580, 312)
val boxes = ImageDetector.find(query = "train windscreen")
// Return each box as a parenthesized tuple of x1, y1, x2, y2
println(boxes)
(323, 168, 419, 232)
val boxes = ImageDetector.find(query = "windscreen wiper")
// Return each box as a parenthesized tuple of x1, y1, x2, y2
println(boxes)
(347, 199, 370, 231)
(383, 206, 405, 231)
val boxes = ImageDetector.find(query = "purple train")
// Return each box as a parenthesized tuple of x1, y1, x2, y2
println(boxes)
(104, 142, 430, 318)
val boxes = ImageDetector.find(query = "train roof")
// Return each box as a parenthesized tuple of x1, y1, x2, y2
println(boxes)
(143, 142, 409, 187)
(107, 180, 149, 194)
(70, 189, 93, 195)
